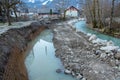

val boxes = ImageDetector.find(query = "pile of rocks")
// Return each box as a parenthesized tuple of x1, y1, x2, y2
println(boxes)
(87, 34, 120, 60)
(52, 21, 120, 80)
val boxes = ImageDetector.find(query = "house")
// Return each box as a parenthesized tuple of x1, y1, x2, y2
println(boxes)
(65, 6, 79, 18)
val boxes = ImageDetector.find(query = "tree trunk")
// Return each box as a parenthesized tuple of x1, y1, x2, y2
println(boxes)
(14, 9, 18, 22)
(86, 0, 94, 23)
(6, 9, 11, 26)
(63, 10, 66, 20)
(96, 0, 102, 28)
(92, 0, 97, 28)
(109, 0, 115, 32)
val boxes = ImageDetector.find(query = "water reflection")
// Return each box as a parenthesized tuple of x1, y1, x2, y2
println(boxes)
(25, 30, 77, 80)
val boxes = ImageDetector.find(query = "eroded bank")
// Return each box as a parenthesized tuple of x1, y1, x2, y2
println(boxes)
(0, 21, 47, 80)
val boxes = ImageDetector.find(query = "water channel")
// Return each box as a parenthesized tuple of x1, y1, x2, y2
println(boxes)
(25, 30, 77, 80)
(25, 21, 120, 80)
(74, 21, 120, 47)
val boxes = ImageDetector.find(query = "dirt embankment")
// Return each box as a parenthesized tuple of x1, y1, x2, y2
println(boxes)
(0, 21, 48, 80)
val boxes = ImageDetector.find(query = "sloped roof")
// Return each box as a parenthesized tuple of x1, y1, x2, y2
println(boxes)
(65, 6, 79, 11)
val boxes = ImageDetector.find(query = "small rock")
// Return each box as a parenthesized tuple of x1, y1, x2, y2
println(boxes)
(100, 53, 106, 58)
(56, 69, 62, 73)
(111, 50, 117, 54)
(72, 72, 75, 77)
(118, 66, 120, 71)
(110, 52, 114, 56)
(118, 49, 120, 52)
(107, 53, 111, 57)
(76, 74, 83, 79)
(95, 50, 101, 55)
(64, 69, 71, 74)
(87, 33, 92, 37)
(115, 60, 120, 66)
(76, 29, 81, 32)
(107, 41, 114, 46)
(114, 53, 120, 60)
(82, 78, 86, 80)
(109, 60, 116, 66)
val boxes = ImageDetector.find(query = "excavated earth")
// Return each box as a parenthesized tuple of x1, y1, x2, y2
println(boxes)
(52, 21, 120, 80)
(0, 21, 49, 80)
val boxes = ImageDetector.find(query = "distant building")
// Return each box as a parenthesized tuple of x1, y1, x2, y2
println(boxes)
(38, 9, 60, 19)
(65, 6, 79, 18)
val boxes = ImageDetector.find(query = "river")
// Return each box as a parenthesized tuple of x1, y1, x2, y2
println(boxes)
(74, 21, 120, 47)
(25, 20, 120, 80)
(25, 30, 77, 80)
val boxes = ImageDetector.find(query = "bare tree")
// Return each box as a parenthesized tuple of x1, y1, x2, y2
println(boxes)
(55, 0, 70, 19)
(109, 0, 115, 32)
(0, 0, 21, 25)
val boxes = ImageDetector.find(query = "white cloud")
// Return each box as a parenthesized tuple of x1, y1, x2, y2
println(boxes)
(29, 0, 35, 3)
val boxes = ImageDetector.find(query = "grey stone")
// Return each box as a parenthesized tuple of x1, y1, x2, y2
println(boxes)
(82, 78, 86, 80)
(64, 69, 71, 74)
(95, 50, 101, 55)
(100, 53, 106, 58)
(76, 74, 83, 79)
(71, 71, 75, 76)
(114, 53, 120, 60)
(56, 69, 62, 73)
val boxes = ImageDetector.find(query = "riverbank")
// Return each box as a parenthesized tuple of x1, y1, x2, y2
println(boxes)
(86, 23, 120, 38)
(52, 21, 120, 80)
(0, 21, 48, 80)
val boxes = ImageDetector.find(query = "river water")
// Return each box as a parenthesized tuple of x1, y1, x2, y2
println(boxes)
(25, 30, 76, 80)
(25, 21, 120, 80)
(74, 21, 120, 47)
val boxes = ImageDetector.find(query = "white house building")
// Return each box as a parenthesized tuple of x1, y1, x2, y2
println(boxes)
(65, 6, 79, 18)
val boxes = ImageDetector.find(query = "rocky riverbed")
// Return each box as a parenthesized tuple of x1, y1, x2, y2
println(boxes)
(52, 21, 120, 80)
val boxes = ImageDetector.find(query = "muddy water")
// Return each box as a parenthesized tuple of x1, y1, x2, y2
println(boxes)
(25, 30, 76, 80)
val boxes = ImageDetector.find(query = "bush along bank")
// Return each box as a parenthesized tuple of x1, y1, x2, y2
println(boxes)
(0, 21, 48, 80)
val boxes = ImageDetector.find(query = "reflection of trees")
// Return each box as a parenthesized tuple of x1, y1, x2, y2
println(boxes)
(45, 46, 47, 55)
